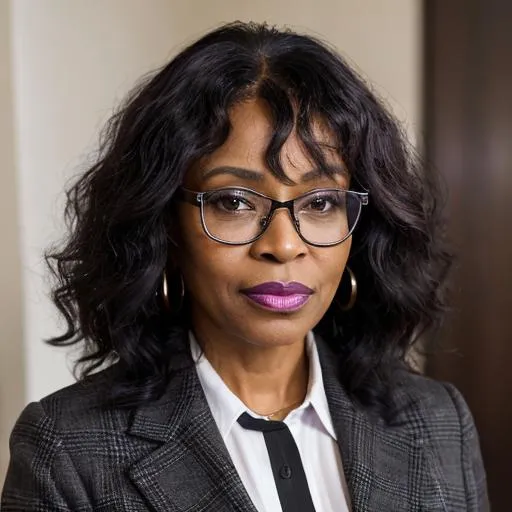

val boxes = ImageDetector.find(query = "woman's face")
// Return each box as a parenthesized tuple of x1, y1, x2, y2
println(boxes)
(174, 98, 351, 348)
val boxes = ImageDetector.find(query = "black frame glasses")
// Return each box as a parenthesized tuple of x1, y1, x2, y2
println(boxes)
(178, 186, 369, 247)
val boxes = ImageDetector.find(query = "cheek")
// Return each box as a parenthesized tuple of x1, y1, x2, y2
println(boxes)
(176, 219, 244, 295)
(318, 243, 351, 293)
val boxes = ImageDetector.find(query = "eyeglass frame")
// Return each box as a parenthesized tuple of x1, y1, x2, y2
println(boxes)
(177, 186, 369, 247)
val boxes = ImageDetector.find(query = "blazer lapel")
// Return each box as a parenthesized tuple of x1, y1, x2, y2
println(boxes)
(316, 337, 447, 512)
(126, 331, 257, 512)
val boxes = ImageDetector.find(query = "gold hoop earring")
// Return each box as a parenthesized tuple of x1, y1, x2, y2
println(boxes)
(337, 266, 357, 311)
(162, 269, 185, 312)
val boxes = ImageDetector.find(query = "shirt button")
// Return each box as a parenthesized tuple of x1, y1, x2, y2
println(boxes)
(280, 465, 292, 479)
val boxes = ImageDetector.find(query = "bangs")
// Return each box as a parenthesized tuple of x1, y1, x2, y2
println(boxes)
(199, 74, 349, 187)
(257, 78, 343, 185)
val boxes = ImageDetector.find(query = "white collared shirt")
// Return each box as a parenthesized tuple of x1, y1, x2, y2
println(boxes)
(190, 331, 351, 512)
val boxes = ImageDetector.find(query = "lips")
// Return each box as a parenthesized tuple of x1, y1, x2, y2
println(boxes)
(240, 281, 314, 312)
(241, 281, 314, 296)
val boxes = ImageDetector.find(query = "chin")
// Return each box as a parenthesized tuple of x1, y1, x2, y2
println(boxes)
(229, 317, 314, 348)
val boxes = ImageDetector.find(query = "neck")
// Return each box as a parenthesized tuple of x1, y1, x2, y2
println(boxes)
(192, 328, 310, 417)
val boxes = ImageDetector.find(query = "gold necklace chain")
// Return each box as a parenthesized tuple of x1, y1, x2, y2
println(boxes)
(260, 400, 303, 420)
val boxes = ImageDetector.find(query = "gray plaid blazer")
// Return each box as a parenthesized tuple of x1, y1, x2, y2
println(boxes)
(2, 332, 489, 511)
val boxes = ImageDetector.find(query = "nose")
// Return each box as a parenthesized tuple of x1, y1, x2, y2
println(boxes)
(249, 208, 307, 263)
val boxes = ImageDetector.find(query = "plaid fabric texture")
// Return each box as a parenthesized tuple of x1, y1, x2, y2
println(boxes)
(1, 333, 489, 511)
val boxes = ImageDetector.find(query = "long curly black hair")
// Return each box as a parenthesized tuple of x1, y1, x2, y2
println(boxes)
(46, 21, 452, 422)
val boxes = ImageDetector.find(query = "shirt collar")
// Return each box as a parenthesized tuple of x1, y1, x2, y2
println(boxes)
(189, 331, 338, 441)
(190, 332, 247, 440)
(303, 331, 338, 440)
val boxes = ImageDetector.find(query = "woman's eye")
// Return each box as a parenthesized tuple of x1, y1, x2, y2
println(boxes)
(309, 198, 330, 211)
(301, 193, 344, 214)
(306, 197, 337, 212)
(214, 195, 252, 211)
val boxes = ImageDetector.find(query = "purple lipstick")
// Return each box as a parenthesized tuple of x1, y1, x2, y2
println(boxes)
(241, 281, 314, 312)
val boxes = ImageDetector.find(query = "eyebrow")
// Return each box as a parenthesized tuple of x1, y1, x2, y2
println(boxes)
(202, 165, 349, 183)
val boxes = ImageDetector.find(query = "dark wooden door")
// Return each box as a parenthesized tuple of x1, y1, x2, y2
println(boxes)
(424, 1, 512, 509)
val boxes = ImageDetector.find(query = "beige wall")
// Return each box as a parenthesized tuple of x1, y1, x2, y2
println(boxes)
(1, 0, 422, 484)
(0, 0, 25, 484)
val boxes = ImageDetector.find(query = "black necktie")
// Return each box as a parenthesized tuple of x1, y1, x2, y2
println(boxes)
(237, 412, 316, 512)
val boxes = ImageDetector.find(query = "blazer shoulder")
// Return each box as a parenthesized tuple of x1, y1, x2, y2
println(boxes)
(37, 364, 129, 432)
(392, 371, 474, 434)
(392, 373, 489, 509)
(3, 366, 143, 510)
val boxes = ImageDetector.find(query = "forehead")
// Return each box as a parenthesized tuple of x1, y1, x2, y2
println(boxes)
(188, 98, 345, 184)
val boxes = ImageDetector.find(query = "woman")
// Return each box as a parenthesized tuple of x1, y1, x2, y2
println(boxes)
(2, 22, 488, 511)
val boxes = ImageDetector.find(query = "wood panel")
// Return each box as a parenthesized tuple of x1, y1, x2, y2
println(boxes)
(424, 1, 512, 509)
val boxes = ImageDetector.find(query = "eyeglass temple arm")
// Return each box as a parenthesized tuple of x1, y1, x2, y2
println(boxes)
(176, 188, 202, 207)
